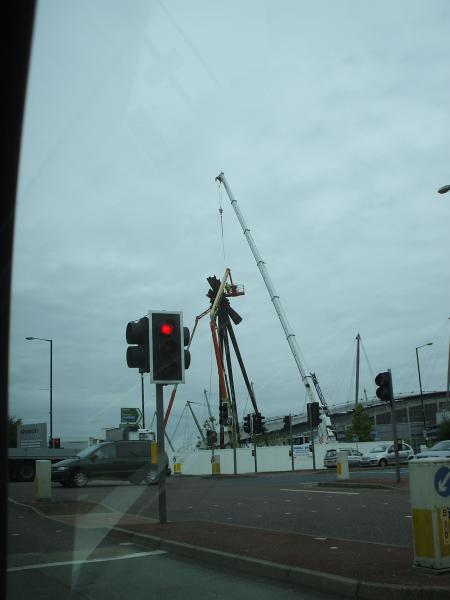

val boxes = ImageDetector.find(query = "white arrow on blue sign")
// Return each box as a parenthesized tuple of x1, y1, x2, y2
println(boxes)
(434, 466, 450, 497)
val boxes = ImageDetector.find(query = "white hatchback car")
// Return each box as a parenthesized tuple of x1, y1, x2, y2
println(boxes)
(360, 442, 414, 467)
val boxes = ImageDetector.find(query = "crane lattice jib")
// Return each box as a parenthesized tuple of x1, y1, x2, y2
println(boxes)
(215, 172, 323, 413)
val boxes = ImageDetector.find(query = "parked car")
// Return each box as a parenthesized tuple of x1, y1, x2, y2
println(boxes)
(410, 440, 450, 460)
(51, 440, 170, 487)
(323, 448, 363, 469)
(360, 442, 414, 467)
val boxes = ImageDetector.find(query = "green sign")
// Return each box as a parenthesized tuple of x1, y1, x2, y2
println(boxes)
(121, 407, 142, 424)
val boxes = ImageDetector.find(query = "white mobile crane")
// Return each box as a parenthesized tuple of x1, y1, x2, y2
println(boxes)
(215, 172, 334, 440)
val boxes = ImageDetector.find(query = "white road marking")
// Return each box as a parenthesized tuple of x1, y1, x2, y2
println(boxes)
(330, 546, 339, 550)
(314, 537, 327, 540)
(7, 551, 166, 572)
(284, 512, 292, 515)
(281, 488, 360, 495)
(404, 515, 412, 518)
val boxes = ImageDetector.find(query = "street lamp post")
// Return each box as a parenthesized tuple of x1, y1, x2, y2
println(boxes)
(26, 336, 53, 445)
(415, 342, 433, 437)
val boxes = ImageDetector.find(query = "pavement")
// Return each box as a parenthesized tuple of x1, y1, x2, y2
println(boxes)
(8, 477, 450, 600)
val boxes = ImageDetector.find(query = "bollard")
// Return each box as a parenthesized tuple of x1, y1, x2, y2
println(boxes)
(336, 451, 349, 481)
(211, 454, 221, 475)
(410, 459, 450, 571)
(34, 460, 51, 501)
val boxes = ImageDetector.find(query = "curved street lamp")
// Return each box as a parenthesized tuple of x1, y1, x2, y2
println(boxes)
(415, 342, 433, 438)
(26, 337, 53, 445)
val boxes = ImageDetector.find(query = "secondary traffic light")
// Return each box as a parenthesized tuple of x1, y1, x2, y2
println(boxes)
(126, 316, 150, 372)
(307, 402, 320, 428)
(253, 412, 265, 434)
(283, 415, 291, 430)
(53, 437, 61, 449)
(375, 371, 393, 403)
(206, 430, 217, 446)
(219, 402, 229, 426)
(243, 414, 251, 434)
(150, 311, 189, 384)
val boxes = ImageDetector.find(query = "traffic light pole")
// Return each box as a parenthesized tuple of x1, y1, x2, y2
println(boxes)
(156, 384, 167, 524)
(388, 370, 401, 483)
(289, 415, 294, 471)
(140, 371, 145, 429)
(310, 425, 316, 470)
(252, 419, 258, 473)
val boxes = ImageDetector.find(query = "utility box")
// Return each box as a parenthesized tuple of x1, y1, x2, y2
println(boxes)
(34, 460, 51, 501)
(336, 451, 349, 480)
(410, 459, 450, 571)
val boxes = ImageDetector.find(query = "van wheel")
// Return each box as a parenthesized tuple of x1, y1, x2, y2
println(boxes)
(379, 458, 387, 467)
(18, 461, 35, 482)
(71, 471, 88, 487)
(145, 469, 158, 485)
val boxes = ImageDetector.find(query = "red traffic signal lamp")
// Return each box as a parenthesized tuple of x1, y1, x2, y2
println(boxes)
(126, 316, 150, 373)
(375, 371, 393, 403)
(150, 311, 190, 384)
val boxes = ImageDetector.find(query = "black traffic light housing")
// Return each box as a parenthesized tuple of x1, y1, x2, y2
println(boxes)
(375, 371, 393, 404)
(243, 414, 251, 434)
(150, 311, 190, 384)
(126, 316, 150, 373)
(206, 430, 217, 446)
(253, 412, 265, 434)
(219, 402, 229, 426)
(307, 402, 320, 428)
(283, 415, 291, 430)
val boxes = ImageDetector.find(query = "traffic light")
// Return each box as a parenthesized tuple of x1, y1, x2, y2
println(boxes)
(126, 316, 150, 372)
(283, 415, 291, 430)
(243, 414, 251, 434)
(206, 430, 217, 446)
(150, 311, 189, 384)
(253, 412, 265, 434)
(307, 402, 320, 428)
(395, 438, 402, 452)
(53, 437, 61, 449)
(219, 402, 229, 426)
(375, 371, 393, 403)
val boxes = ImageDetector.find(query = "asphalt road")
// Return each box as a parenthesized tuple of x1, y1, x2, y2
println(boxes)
(7, 504, 337, 600)
(9, 468, 413, 547)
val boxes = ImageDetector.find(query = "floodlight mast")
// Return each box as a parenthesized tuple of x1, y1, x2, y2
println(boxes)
(215, 172, 327, 416)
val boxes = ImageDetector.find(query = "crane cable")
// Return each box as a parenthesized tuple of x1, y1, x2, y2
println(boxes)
(217, 181, 226, 260)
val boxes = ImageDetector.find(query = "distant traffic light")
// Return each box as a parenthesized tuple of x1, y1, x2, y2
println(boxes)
(53, 437, 61, 449)
(375, 371, 393, 404)
(253, 412, 265, 434)
(219, 402, 229, 426)
(150, 311, 189, 384)
(126, 316, 150, 372)
(283, 415, 291, 430)
(243, 414, 251, 434)
(206, 430, 217, 446)
(307, 402, 320, 428)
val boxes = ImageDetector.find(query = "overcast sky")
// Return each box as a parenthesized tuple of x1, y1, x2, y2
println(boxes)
(9, 0, 450, 447)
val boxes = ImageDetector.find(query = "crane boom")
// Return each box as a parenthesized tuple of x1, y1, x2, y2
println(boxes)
(215, 172, 322, 415)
